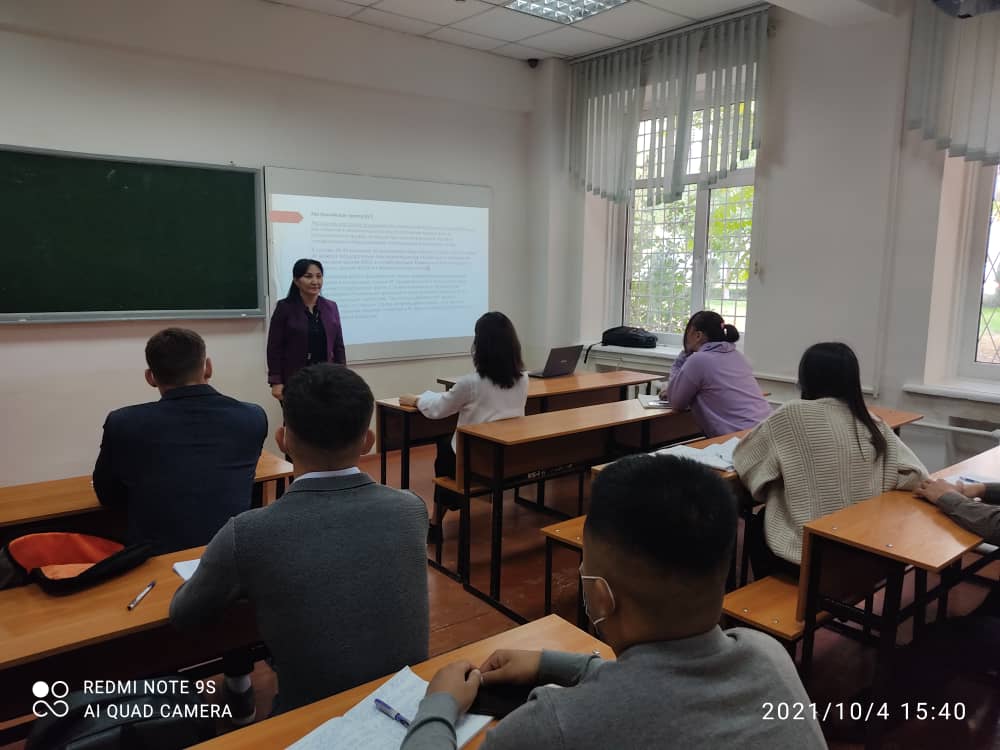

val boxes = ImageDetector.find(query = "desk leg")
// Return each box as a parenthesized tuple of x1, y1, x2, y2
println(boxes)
(459, 436, 472, 582)
(262, 480, 277, 506)
(866, 565, 905, 750)
(937, 561, 960, 622)
(489, 445, 505, 601)
(401, 413, 411, 490)
(914, 568, 928, 640)
(577, 569, 587, 630)
(544, 538, 553, 615)
(646, 381, 652, 395)
(619, 386, 628, 401)
(377, 406, 387, 485)
(801, 539, 824, 679)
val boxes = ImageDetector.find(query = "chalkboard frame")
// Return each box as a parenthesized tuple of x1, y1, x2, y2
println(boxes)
(0, 145, 266, 324)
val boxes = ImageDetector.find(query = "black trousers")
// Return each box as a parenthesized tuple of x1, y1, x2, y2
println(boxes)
(222, 647, 255, 677)
(433, 437, 464, 512)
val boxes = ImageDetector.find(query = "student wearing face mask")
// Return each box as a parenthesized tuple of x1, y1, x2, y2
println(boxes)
(401, 455, 826, 750)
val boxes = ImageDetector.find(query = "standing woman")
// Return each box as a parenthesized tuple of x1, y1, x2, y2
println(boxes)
(663, 311, 771, 437)
(266, 259, 346, 401)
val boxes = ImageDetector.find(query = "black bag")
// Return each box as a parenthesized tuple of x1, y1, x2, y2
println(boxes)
(584, 326, 659, 362)
(601, 326, 658, 348)
(0, 533, 152, 594)
(26, 676, 217, 750)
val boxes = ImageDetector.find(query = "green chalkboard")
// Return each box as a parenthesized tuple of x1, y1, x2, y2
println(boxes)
(0, 148, 261, 320)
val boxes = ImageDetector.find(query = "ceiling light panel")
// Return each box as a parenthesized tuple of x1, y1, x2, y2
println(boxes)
(505, 0, 630, 25)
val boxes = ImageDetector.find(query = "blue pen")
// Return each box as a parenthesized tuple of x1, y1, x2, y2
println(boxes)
(374, 698, 411, 728)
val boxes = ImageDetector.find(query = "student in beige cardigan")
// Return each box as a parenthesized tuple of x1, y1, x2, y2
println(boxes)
(733, 343, 927, 576)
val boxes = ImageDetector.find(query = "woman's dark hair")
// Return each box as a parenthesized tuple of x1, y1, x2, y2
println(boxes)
(798, 342, 886, 461)
(286, 258, 324, 300)
(685, 310, 740, 344)
(472, 312, 524, 389)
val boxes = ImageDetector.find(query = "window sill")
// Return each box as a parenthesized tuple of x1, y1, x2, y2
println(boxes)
(585, 343, 683, 361)
(903, 380, 1000, 405)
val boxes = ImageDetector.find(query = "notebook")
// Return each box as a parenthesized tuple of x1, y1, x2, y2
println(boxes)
(637, 394, 671, 409)
(287, 667, 492, 750)
(172, 559, 200, 581)
(655, 436, 741, 472)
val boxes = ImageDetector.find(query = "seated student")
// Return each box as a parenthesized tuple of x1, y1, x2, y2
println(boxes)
(662, 311, 771, 437)
(401, 454, 827, 750)
(734, 342, 927, 578)
(170, 364, 429, 717)
(93, 327, 268, 555)
(915, 477, 1000, 617)
(400, 311, 528, 542)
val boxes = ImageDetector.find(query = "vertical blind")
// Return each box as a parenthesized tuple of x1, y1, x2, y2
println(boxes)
(906, 0, 1000, 164)
(569, 7, 769, 204)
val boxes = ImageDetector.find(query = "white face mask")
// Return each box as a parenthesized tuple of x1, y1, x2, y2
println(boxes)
(579, 565, 616, 633)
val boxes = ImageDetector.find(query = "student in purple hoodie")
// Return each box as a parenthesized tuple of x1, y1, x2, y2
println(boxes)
(662, 311, 771, 437)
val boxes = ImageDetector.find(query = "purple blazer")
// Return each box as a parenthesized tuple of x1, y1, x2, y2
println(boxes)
(266, 296, 346, 385)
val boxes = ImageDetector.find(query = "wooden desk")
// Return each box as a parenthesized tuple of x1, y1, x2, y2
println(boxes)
(456, 399, 701, 619)
(376, 371, 659, 490)
(0, 451, 293, 544)
(797, 447, 1000, 745)
(191, 615, 611, 750)
(0, 546, 259, 723)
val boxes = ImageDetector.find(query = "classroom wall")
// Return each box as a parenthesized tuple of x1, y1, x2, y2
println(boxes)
(560, 3, 1000, 441)
(0, 0, 536, 483)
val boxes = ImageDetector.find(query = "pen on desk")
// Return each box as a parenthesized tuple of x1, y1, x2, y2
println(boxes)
(127, 580, 156, 611)
(374, 698, 411, 728)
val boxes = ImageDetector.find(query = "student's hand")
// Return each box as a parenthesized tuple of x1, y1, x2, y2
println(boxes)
(270, 384, 284, 402)
(914, 478, 960, 505)
(958, 481, 987, 499)
(426, 661, 482, 714)
(399, 394, 419, 407)
(658, 387, 669, 400)
(479, 649, 542, 686)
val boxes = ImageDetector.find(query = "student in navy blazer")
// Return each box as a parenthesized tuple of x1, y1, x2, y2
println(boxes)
(267, 258, 346, 401)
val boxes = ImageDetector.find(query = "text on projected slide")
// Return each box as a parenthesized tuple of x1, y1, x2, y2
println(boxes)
(270, 195, 488, 345)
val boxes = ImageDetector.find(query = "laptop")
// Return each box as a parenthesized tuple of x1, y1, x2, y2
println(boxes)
(528, 345, 584, 378)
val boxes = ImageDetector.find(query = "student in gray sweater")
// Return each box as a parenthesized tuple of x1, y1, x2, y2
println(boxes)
(170, 364, 429, 716)
(402, 454, 827, 750)
(915, 477, 1000, 616)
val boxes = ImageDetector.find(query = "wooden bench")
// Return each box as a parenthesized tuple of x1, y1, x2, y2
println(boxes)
(723, 576, 832, 650)
(541, 516, 586, 628)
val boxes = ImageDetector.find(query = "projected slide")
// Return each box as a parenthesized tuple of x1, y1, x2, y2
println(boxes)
(269, 194, 489, 346)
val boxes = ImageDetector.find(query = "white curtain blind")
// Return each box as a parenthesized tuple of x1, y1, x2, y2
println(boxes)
(569, 8, 769, 204)
(906, 0, 1000, 164)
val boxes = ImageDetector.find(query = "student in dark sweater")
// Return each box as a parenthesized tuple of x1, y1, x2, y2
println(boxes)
(915, 477, 1000, 616)
(171, 364, 429, 718)
(403, 455, 826, 750)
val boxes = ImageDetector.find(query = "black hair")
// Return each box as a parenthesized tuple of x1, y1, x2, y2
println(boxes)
(798, 342, 886, 461)
(472, 312, 525, 389)
(282, 364, 373, 453)
(286, 258, 324, 300)
(585, 454, 738, 576)
(145, 328, 206, 387)
(685, 310, 740, 344)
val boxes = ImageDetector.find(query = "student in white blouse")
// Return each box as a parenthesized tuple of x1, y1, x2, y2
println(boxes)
(401, 312, 529, 542)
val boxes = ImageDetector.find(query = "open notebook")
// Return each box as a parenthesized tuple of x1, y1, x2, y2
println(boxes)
(287, 667, 492, 750)
(655, 436, 741, 472)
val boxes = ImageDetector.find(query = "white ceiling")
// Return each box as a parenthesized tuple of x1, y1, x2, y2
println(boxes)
(261, 0, 761, 60)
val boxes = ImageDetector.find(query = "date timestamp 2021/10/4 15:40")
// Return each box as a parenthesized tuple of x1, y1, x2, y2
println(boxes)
(762, 702, 968, 722)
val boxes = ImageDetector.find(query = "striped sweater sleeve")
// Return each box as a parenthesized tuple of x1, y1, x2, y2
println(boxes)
(733, 419, 782, 502)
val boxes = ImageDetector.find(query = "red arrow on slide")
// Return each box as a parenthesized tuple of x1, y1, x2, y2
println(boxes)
(269, 210, 304, 223)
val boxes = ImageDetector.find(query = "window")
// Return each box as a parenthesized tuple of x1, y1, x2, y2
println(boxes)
(625, 113, 756, 344)
(973, 167, 1000, 364)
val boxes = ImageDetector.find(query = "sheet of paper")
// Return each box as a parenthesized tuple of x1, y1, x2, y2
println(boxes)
(172, 559, 200, 581)
(287, 667, 492, 750)
(941, 473, 998, 487)
(655, 436, 741, 471)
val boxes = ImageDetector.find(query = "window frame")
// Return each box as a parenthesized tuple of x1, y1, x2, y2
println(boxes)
(957, 164, 1000, 379)
(623, 163, 757, 347)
